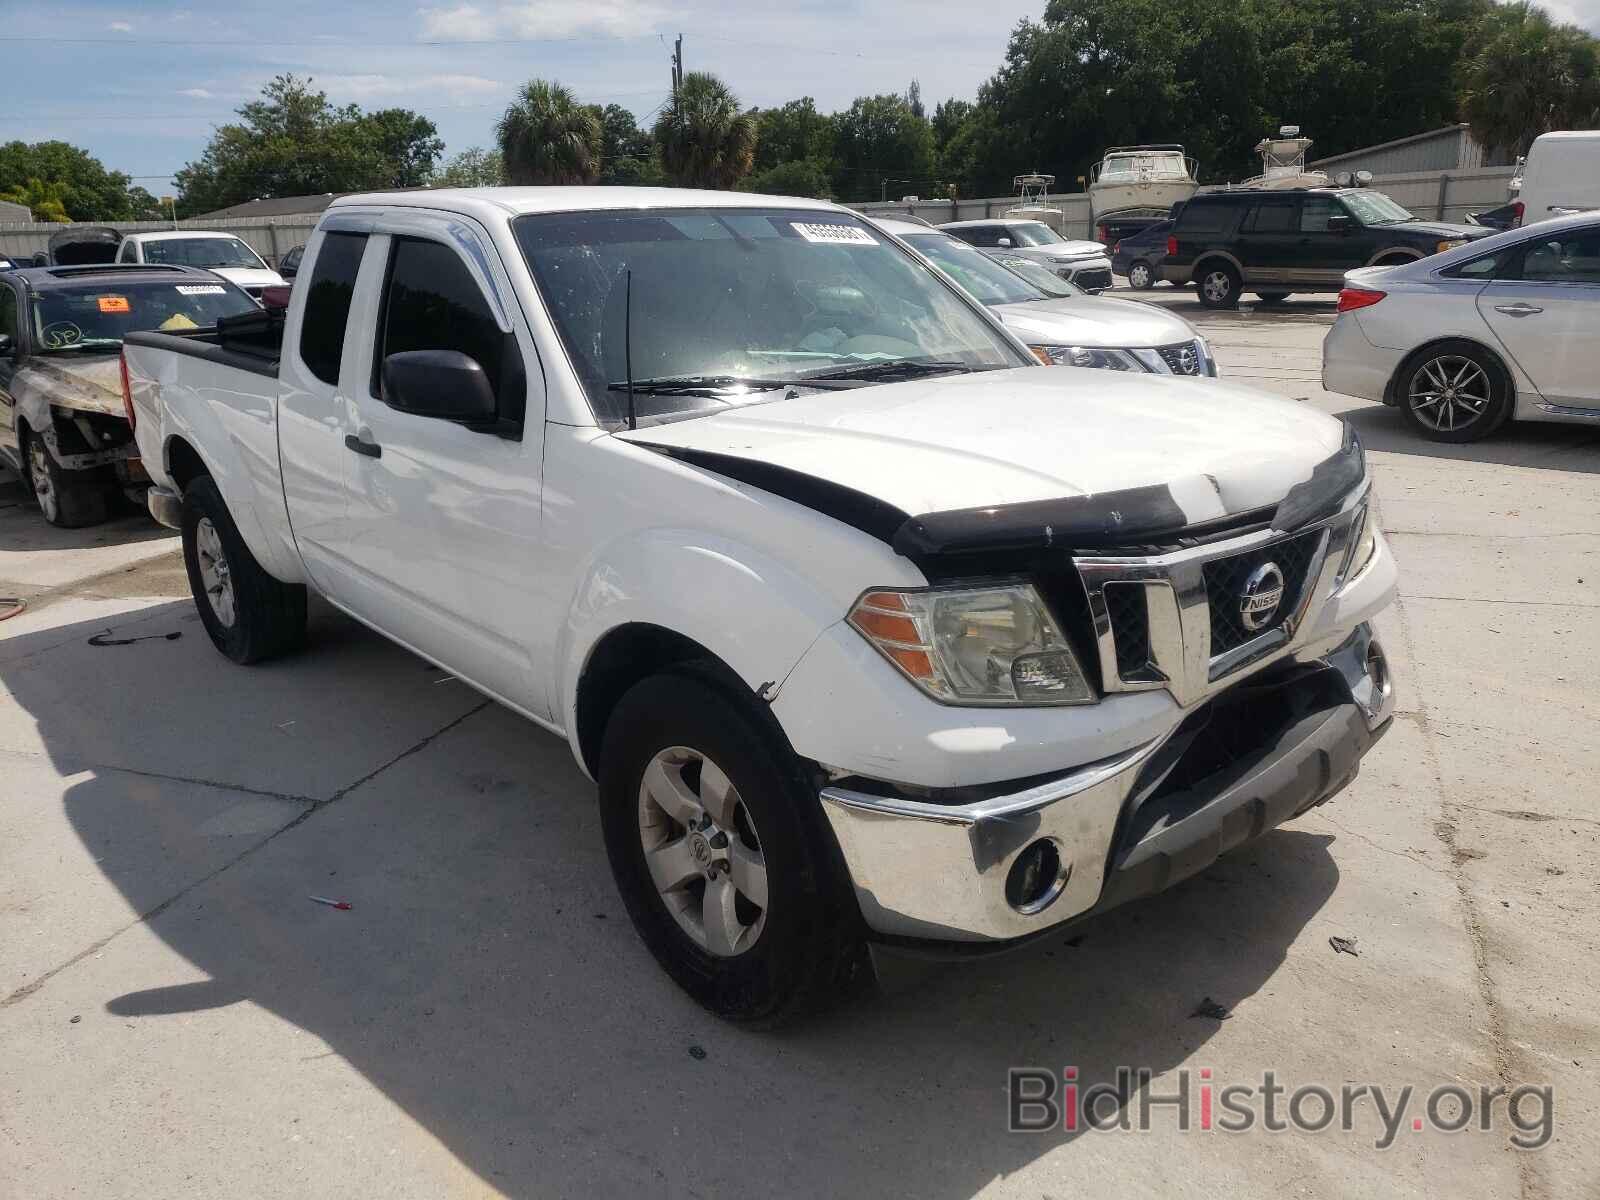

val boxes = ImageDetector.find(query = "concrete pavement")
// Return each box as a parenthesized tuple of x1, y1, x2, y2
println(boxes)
(1, 306, 1595, 1198)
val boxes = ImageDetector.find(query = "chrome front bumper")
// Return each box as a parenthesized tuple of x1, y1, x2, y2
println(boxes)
(147, 484, 182, 529)
(820, 623, 1395, 943)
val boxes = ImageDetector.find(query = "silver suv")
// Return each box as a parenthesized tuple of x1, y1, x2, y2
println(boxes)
(941, 219, 1114, 292)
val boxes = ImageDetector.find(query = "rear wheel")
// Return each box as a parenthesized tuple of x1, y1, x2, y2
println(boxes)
(598, 671, 864, 1026)
(1397, 341, 1512, 443)
(1197, 263, 1241, 308)
(1128, 261, 1155, 290)
(181, 475, 307, 663)
(21, 427, 110, 528)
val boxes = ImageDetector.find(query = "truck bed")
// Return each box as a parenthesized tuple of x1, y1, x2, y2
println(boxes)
(123, 307, 283, 379)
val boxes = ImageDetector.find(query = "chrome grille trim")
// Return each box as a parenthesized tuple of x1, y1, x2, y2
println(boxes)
(1073, 488, 1367, 707)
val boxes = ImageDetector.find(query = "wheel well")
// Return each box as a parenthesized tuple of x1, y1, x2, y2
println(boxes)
(1193, 255, 1237, 282)
(575, 624, 738, 779)
(165, 436, 209, 492)
(1385, 337, 1516, 406)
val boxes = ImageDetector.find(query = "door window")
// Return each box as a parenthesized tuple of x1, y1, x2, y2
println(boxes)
(373, 237, 522, 424)
(1245, 199, 1298, 233)
(118, 241, 138, 263)
(1517, 228, 1600, 284)
(1300, 197, 1342, 233)
(297, 232, 368, 386)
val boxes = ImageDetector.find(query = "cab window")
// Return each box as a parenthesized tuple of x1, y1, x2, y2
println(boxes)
(297, 232, 368, 386)
(373, 237, 524, 427)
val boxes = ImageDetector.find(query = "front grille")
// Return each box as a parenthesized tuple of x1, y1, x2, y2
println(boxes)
(1156, 341, 1202, 376)
(1102, 583, 1151, 678)
(1202, 530, 1322, 654)
(1073, 267, 1113, 291)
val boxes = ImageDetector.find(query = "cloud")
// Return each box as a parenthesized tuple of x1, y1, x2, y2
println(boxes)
(320, 72, 504, 100)
(107, 20, 134, 32)
(417, 1, 665, 41)
(178, 87, 214, 99)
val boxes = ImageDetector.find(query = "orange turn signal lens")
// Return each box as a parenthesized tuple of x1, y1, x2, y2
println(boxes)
(850, 608, 920, 643)
(884, 645, 936, 680)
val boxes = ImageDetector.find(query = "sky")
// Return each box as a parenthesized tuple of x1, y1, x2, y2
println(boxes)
(0, 0, 1047, 197)
(3, 0, 1599, 200)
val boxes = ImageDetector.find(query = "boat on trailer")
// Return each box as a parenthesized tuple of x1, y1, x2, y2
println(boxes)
(1003, 173, 1066, 231)
(1089, 146, 1199, 218)
(1229, 126, 1330, 190)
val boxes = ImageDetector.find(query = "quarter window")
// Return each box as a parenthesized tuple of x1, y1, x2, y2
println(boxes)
(297, 232, 368, 386)
(374, 237, 522, 423)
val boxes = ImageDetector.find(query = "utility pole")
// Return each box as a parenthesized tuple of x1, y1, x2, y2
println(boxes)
(672, 35, 683, 97)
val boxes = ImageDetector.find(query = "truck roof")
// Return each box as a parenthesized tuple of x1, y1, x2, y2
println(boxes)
(124, 229, 252, 242)
(328, 186, 845, 220)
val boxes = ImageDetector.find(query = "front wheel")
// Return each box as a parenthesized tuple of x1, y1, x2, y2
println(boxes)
(598, 671, 864, 1026)
(1198, 264, 1241, 308)
(181, 475, 307, 663)
(21, 428, 110, 528)
(1397, 342, 1512, 443)
(1128, 261, 1155, 290)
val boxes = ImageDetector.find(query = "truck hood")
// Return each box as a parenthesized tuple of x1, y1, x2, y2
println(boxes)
(1034, 241, 1110, 260)
(623, 367, 1346, 530)
(990, 295, 1196, 349)
(13, 354, 125, 416)
(210, 266, 286, 290)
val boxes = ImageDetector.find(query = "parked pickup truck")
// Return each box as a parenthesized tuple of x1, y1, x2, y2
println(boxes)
(123, 187, 1399, 1025)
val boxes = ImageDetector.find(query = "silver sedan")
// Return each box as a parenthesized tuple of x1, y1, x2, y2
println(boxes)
(1322, 212, 1600, 442)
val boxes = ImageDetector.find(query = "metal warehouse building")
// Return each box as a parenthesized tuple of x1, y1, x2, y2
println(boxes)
(1309, 124, 1515, 177)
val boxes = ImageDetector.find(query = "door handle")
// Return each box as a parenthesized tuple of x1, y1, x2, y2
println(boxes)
(344, 433, 382, 458)
(1493, 303, 1543, 317)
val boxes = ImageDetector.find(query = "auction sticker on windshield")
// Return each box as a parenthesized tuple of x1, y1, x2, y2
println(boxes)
(176, 284, 226, 295)
(97, 296, 131, 313)
(792, 222, 878, 246)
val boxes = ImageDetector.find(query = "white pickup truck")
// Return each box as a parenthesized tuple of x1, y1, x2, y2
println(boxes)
(123, 187, 1398, 1025)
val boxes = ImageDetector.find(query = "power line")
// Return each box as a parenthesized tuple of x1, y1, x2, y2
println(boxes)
(2, 90, 669, 122)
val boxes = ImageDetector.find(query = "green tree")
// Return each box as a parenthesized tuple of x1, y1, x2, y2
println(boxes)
(587, 103, 656, 184)
(0, 177, 72, 222)
(751, 97, 835, 173)
(433, 146, 506, 187)
(740, 159, 833, 198)
(0, 140, 138, 220)
(829, 93, 936, 201)
(126, 186, 168, 221)
(654, 72, 758, 189)
(1461, 1, 1600, 157)
(174, 75, 442, 214)
(498, 80, 602, 185)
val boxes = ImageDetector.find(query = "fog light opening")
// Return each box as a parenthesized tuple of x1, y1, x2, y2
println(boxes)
(1006, 839, 1070, 915)
(1365, 640, 1390, 701)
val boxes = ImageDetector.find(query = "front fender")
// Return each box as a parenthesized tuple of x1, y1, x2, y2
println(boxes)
(555, 529, 870, 751)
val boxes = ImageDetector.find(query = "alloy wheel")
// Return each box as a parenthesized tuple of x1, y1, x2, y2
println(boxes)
(1202, 270, 1233, 304)
(1408, 356, 1492, 433)
(27, 440, 58, 524)
(638, 745, 768, 957)
(195, 516, 237, 627)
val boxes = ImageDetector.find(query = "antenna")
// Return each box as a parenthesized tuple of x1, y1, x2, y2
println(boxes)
(624, 268, 637, 431)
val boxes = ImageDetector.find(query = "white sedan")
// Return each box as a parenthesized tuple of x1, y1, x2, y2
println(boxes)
(1322, 212, 1600, 442)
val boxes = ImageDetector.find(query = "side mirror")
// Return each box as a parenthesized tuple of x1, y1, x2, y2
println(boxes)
(1327, 215, 1354, 235)
(279, 263, 297, 279)
(381, 349, 498, 425)
(996, 237, 1013, 248)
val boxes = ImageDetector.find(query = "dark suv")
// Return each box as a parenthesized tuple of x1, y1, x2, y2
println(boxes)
(1162, 188, 1494, 308)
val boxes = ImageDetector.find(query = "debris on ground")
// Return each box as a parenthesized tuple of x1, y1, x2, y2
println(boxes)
(87, 630, 182, 647)
(1329, 936, 1360, 956)
(0, 597, 24, 621)
(1189, 997, 1231, 1020)
(308, 895, 352, 911)
(688, 1045, 707, 1060)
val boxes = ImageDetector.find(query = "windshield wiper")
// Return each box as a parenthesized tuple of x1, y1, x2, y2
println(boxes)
(800, 359, 977, 383)
(607, 375, 803, 397)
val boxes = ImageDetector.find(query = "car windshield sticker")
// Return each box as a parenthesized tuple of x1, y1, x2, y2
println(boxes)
(97, 296, 131, 313)
(176, 284, 226, 295)
(792, 222, 878, 246)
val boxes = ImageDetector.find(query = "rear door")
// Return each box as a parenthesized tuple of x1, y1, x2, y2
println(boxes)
(1237, 195, 1300, 282)
(328, 213, 549, 716)
(1476, 223, 1600, 409)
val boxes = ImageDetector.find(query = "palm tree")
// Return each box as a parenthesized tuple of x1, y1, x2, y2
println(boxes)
(1460, 2, 1600, 158)
(654, 72, 757, 189)
(497, 80, 602, 185)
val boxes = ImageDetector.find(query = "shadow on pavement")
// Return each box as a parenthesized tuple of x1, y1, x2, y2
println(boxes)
(1336, 401, 1600, 474)
(3, 601, 1341, 1196)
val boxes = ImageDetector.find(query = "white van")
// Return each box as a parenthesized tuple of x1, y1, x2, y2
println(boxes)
(1518, 130, 1600, 225)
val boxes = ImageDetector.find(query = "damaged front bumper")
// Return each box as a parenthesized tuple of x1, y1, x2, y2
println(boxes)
(819, 623, 1394, 944)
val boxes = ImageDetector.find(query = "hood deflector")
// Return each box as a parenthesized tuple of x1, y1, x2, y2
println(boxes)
(637, 421, 1363, 569)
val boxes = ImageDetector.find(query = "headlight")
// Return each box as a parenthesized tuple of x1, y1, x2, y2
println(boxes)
(1195, 335, 1218, 377)
(848, 584, 1095, 706)
(1030, 344, 1148, 371)
(1436, 239, 1466, 253)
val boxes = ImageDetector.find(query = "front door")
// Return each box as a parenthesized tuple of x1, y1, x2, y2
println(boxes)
(1476, 223, 1600, 410)
(1297, 195, 1371, 286)
(328, 219, 549, 717)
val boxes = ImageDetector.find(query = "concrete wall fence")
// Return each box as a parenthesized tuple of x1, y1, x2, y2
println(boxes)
(0, 166, 1517, 263)
(852, 166, 1519, 239)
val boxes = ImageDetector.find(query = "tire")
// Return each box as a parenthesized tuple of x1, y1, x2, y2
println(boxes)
(598, 671, 864, 1027)
(180, 475, 307, 663)
(1197, 262, 1241, 308)
(1255, 292, 1291, 304)
(20, 426, 110, 528)
(1128, 261, 1155, 290)
(1396, 340, 1513, 443)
